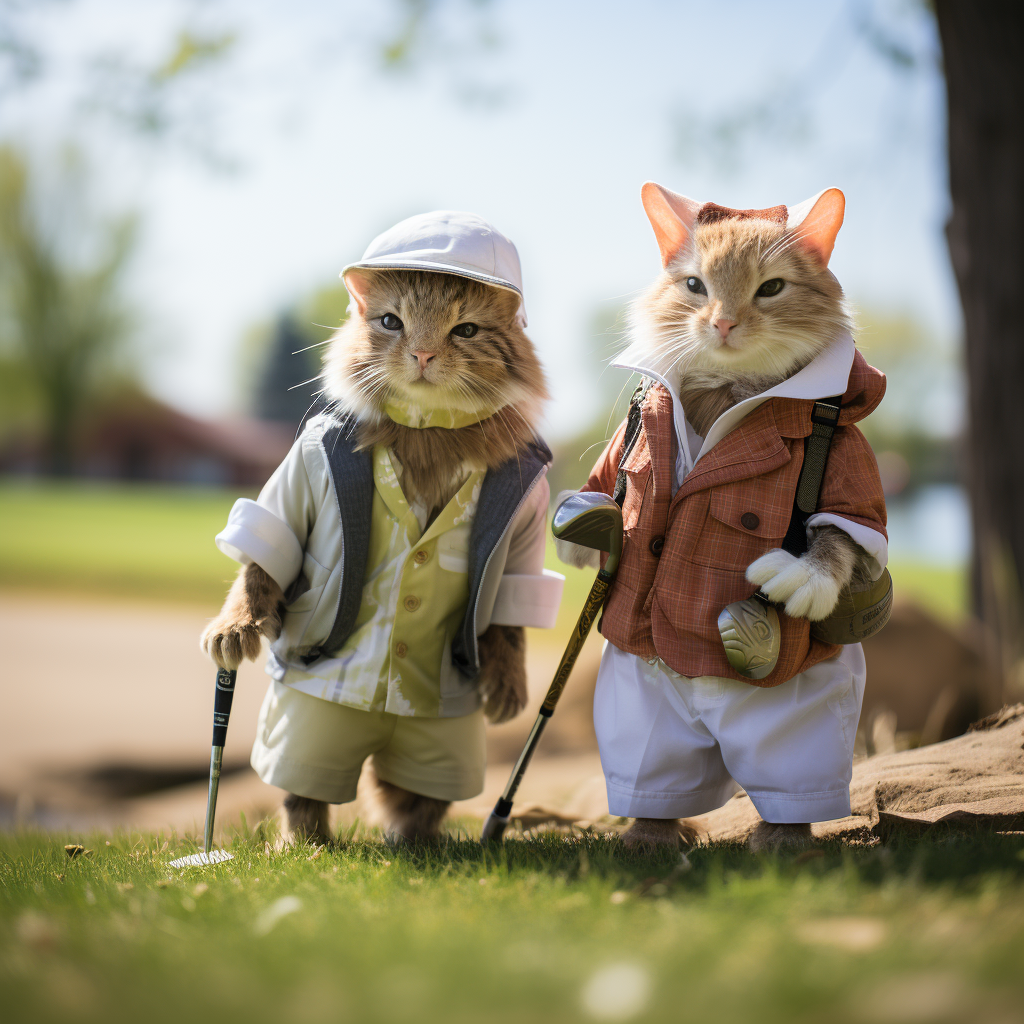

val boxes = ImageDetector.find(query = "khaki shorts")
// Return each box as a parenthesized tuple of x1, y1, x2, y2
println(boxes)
(250, 681, 486, 804)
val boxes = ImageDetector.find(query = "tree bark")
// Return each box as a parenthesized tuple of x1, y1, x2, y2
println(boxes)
(935, 2, 1024, 698)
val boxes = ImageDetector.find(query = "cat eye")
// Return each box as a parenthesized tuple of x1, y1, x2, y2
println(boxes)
(685, 277, 707, 296)
(380, 313, 403, 331)
(756, 278, 785, 298)
(451, 323, 479, 339)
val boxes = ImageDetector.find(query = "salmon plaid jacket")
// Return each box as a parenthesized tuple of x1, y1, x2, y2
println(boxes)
(582, 350, 888, 687)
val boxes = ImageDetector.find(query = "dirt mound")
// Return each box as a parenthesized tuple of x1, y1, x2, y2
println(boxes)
(689, 703, 1024, 844)
(860, 601, 1001, 745)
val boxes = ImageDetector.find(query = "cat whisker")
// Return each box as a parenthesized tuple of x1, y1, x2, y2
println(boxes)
(290, 338, 335, 356)
(577, 437, 614, 463)
(287, 372, 325, 392)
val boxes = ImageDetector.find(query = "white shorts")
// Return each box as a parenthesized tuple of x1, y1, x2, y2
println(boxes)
(251, 681, 487, 805)
(594, 641, 865, 823)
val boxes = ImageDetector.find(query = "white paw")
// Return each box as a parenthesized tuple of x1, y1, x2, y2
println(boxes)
(555, 536, 600, 570)
(746, 549, 801, 592)
(746, 549, 840, 621)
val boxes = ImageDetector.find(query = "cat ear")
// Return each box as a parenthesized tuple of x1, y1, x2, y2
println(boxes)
(342, 269, 372, 315)
(788, 188, 845, 266)
(641, 182, 702, 267)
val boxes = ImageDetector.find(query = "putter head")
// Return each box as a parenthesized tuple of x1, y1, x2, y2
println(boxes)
(718, 596, 781, 681)
(169, 849, 234, 868)
(552, 492, 624, 573)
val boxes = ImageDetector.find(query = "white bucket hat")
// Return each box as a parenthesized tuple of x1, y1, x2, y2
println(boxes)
(342, 210, 527, 327)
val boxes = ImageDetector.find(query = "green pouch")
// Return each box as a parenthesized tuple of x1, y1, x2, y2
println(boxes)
(809, 568, 893, 645)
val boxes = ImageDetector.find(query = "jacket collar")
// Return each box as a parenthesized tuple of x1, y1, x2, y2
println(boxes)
(613, 332, 857, 475)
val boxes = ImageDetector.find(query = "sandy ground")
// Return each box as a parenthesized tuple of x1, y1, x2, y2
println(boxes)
(0, 591, 609, 836)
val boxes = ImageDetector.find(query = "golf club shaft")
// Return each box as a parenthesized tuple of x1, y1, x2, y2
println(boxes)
(541, 568, 614, 714)
(204, 668, 237, 854)
(481, 568, 614, 842)
(204, 746, 224, 854)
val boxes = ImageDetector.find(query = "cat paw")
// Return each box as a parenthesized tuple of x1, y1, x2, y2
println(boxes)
(373, 779, 449, 843)
(481, 674, 528, 724)
(747, 821, 812, 853)
(745, 549, 840, 621)
(278, 795, 333, 850)
(478, 624, 528, 724)
(555, 536, 601, 570)
(619, 818, 700, 850)
(200, 615, 265, 669)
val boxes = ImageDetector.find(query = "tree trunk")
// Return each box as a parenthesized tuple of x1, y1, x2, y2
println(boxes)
(935, 2, 1024, 699)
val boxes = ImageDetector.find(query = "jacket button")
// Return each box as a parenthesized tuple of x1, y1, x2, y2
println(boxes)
(740, 512, 760, 531)
(413, 549, 429, 564)
(404, 595, 421, 612)
(395, 642, 408, 658)
(649, 535, 665, 557)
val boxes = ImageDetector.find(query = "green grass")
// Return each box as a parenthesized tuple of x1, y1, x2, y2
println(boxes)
(0, 480, 969, 623)
(0, 481, 249, 607)
(887, 562, 967, 623)
(2, 827, 1023, 1024)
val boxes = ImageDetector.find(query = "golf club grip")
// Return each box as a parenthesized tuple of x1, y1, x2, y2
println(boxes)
(212, 668, 237, 747)
(540, 568, 614, 714)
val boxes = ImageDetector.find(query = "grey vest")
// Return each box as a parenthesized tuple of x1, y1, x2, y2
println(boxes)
(300, 413, 552, 679)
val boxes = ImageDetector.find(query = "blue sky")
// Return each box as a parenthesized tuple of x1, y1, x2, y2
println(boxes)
(9, 0, 953, 441)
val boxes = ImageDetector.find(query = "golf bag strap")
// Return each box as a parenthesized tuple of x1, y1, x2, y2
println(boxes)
(612, 378, 654, 508)
(781, 394, 843, 557)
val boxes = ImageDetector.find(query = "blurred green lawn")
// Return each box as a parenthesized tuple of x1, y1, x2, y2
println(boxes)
(2, 827, 1023, 1024)
(0, 481, 966, 624)
(0, 481, 248, 608)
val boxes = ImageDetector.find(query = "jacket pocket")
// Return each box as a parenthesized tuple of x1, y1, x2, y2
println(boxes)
(691, 479, 792, 571)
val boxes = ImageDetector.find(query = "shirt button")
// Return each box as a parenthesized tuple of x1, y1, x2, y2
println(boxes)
(649, 535, 665, 557)
(404, 595, 421, 612)
(740, 512, 760, 531)
(413, 549, 429, 564)
(395, 642, 408, 658)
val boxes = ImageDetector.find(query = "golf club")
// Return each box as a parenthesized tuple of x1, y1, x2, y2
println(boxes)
(480, 492, 623, 844)
(169, 667, 237, 867)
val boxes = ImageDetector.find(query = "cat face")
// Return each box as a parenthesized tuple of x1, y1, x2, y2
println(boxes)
(324, 269, 546, 421)
(631, 185, 851, 385)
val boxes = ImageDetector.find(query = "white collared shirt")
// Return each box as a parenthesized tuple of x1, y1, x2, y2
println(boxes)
(612, 333, 888, 577)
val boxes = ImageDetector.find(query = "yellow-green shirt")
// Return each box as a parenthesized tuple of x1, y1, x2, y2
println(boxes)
(216, 413, 566, 718)
(280, 445, 484, 716)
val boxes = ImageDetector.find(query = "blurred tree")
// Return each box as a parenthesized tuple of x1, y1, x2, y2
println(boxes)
(0, 0, 44, 97)
(252, 314, 321, 428)
(0, 145, 136, 474)
(1, 0, 507, 171)
(243, 278, 353, 429)
(852, 309, 961, 496)
(935, 1, 1024, 697)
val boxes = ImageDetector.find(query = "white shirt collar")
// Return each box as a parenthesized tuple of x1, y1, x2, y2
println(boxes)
(612, 332, 855, 472)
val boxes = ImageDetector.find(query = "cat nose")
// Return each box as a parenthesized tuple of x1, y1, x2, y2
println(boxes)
(714, 319, 737, 339)
(411, 351, 435, 372)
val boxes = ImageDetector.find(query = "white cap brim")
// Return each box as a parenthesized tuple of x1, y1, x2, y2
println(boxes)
(340, 259, 527, 326)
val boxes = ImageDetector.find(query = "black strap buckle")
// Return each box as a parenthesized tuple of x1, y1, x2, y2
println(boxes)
(810, 400, 841, 426)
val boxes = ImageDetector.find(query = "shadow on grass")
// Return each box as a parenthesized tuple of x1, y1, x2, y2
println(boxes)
(188, 818, 1024, 897)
